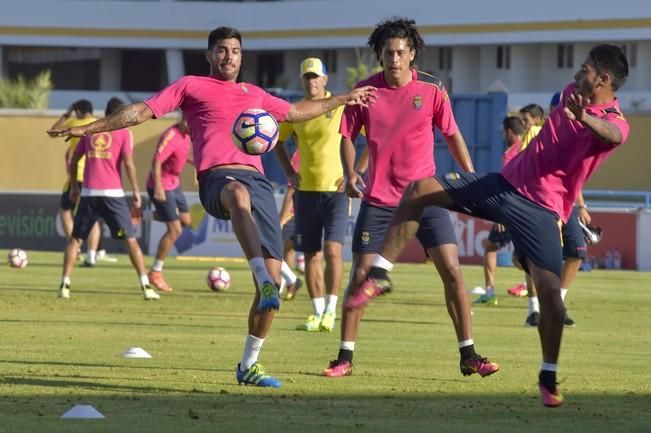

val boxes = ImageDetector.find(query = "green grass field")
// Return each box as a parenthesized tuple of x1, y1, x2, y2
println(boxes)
(1, 251, 649, 433)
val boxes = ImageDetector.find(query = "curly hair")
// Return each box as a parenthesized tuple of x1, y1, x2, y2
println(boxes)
(367, 17, 425, 66)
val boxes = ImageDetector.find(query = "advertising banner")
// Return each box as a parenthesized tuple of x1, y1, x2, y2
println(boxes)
(0, 193, 149, 252)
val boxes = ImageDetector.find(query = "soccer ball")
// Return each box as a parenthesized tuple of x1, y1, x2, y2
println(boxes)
(8, 248, 28, 268)
(231, 108, 279, 155)
(207, 267, 231, 292)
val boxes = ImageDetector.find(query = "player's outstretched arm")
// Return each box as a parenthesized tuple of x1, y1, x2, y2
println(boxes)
(47, 102, 154, 139)
(443, 130, 475, 173)
(285, 86, 376, 123)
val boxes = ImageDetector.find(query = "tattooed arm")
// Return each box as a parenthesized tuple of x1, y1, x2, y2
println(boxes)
(47, 102, 154, 138)
(285, 85, 376, 123)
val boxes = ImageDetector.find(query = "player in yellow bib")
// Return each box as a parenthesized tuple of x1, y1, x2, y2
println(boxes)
(48, 99, 102, 265)
(275, 58, 349, 333)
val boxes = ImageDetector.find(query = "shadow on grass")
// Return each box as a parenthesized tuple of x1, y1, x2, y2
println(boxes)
(0, 388, 649, 433)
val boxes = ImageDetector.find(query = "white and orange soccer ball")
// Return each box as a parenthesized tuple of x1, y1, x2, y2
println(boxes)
(231, 108, 279, 155)
(207, 267, 231, 292)
(8, 248, 28, 268)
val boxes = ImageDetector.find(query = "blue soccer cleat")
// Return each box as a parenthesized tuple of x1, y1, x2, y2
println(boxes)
(236, 363, 282, 388)
(258, 281, 280, 311)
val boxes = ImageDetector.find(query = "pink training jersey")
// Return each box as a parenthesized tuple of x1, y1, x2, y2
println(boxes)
(502, 138, 523, 167)
(502, 83, 630, 222)
(145, 76, 291, 174)
(74, 129, 133, 194)
(341, 70, 458, 207)
(146, 124, 191, 191)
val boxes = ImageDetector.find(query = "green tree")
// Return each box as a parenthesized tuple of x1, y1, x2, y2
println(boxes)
(0, 70, 53, 109)
(345, 48, 382, 90)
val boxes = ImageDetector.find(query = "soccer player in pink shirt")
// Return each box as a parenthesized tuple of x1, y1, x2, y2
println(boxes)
(356, 44, 630, 407)
(48, 26, 375, 389)
(323, 18, 498, 380)
(146, 119, 192, 292)
(60, 97, 159, 301)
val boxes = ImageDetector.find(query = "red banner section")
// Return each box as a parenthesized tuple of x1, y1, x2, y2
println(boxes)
(398, 210, 638, 270)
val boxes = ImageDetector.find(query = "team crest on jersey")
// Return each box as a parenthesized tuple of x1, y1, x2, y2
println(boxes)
(361, 231, 370, 245)
(445, 172, 461, 181)
(413, 95, 423, 111)
(240, 84, 249, 93)
(91, 133, 112, 151)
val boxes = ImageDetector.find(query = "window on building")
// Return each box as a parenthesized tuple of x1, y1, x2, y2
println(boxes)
(557, 44, 574, 69)
(438, 47, 452, 71)
(183, 50, 210, 76)
(496, 45, 511, 70)
(322, 50, 337, 74)
(621, 43, 637, 68)
(6, 46, 100, 90)
(120, 50, 167, 92)
(257, 51, 284, 88)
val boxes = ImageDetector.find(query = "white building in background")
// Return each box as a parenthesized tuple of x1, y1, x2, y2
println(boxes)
(1, 0, 650, 111)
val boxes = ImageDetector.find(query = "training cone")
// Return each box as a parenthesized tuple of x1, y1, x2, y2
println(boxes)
(61, 404, 105, 419)
(121, 347, 152, 358)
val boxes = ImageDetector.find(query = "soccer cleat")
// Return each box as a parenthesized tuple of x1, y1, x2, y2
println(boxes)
(507, 282, 527, 297)
(319, 311, 336, 332)
(142, 285, 161, 301)
(258, 281, 280, 311)
(323, 359, 353, 377)
(296, 314, 322, 332)
(525, 311, 540, 327)
(344, 275, 393, 310)
(564, 311, 576, 327)
(148, 270, 174, 292)
(539, 383, 564, 407)
(97, 249, 118, 262)
(469, 286, 486, 295)
(473, 292, 498, 305)
(81, 260, 96, 268)
(59, 284, 70, 299)
(283, 278, 303, 301)
(236, 363, 282, 388)
(460, 355, 500, 377)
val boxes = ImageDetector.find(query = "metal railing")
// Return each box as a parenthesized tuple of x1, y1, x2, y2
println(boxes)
(583, 189, 651, 210)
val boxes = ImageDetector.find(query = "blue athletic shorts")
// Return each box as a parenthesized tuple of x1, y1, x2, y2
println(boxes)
(294, 191, 348, 252)
(436, 172, 563, 277)
(352, 201, 457, 254)
(199, 168, 282, 260)
(282, 217, 295, 242)
(60, 182, 82, 211)
(72, 196, 134, 240)
(147, 186, 189, 222)
(562, 206, 587, 259)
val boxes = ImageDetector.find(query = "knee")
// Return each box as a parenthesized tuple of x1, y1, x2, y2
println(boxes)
(224, 184, 251, 214)
(168, 223, 182, 239)
(440, 261, 463, 287)
(323, 243, 342, 261)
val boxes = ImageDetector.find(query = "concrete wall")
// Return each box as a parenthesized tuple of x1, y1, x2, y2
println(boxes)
(0, 114, 198, 193)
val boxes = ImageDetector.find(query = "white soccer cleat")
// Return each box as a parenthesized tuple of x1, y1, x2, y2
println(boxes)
(469, 286, 486, 295)
(59, 287, 71, 299)
(142, 286, 160, 301)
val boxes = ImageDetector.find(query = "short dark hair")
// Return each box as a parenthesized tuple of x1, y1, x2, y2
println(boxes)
(368, 17, 425, 66)
(105, 97, 125, 116)
(588, 44, 629, 90)
(73, 99, 93, 115)
(519, 103, 545, 120)
(208, 26, 242, 50)
(503, 116, 525, 136)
